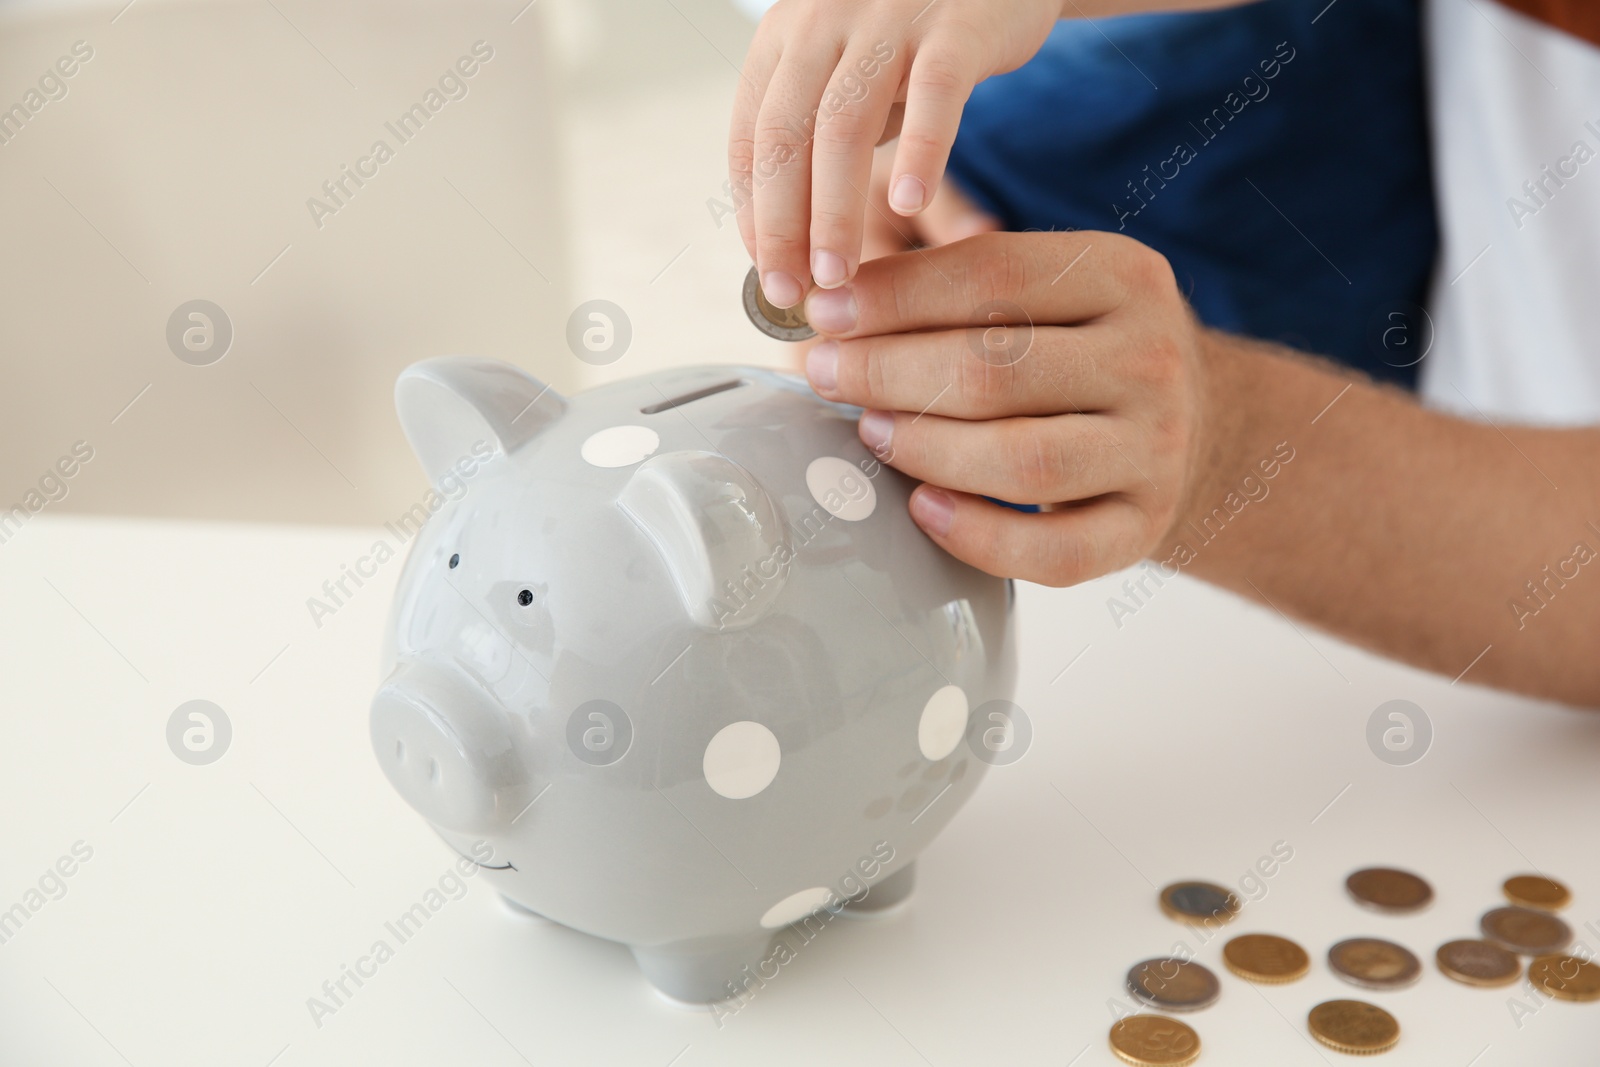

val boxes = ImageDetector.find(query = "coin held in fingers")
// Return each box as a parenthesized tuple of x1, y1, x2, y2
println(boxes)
(742, 265, 815, 342)
(1345, 867, 1433, 914)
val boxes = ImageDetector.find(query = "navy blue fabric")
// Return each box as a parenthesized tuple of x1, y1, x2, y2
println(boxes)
(945, 0, 1435, 388)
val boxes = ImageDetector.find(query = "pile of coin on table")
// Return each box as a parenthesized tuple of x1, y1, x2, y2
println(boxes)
(1108, 868, 1600, 1065)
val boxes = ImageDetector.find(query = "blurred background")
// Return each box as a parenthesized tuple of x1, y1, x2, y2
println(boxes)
(0, 0, 782, 526)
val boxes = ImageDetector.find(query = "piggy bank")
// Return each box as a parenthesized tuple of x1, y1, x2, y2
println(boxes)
(371, 356, 1016, 1003)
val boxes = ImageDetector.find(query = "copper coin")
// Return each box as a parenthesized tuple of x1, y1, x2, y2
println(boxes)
(1481, 906, 1572, 956)
(1308, 999, 1400, 1055)
(1528, 954, 1600, 1002)
(1503, 874, 1572, 911)
(1159, 881, 1240, 926)
(1435, 939, 1522, 987)
(1127, 958, 1222, 1012)
(1223, 934, 1311, 984)
(1327, 938, 1422, 990)
(1108, 1014, 1202, 1066)
(741, 265, 814, 342)
(1345, 868, 1433, 914)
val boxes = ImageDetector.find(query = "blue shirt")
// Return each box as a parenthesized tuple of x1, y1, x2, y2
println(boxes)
(946, 0, 1435, 387)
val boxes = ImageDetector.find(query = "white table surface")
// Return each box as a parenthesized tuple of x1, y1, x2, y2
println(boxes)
(2, 514, 1596, 1066)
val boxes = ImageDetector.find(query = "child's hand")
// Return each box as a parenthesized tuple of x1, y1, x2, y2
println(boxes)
(801, 231, 1208, 587)
(729, 0, 1061, 308)
(859, 142, 1001, 262)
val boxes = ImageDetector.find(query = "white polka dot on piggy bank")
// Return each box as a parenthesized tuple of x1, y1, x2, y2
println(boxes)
(372, 358, 1017, 1005)
(806, 455, 877, 520)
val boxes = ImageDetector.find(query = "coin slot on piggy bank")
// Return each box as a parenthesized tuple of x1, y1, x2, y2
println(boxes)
(640, 378, 746, 414)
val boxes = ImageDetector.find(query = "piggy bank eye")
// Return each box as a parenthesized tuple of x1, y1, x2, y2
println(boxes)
(448, 553, 460, 569)
(517, 589, 533, 607)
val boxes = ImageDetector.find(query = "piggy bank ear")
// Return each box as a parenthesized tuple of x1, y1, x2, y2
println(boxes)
(395, 357, 565, 482)
(619, 451, 789, 632)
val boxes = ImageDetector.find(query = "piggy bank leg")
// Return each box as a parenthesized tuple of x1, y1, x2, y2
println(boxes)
(840, 862, 916, 920)
(630, 931, 776, 1005)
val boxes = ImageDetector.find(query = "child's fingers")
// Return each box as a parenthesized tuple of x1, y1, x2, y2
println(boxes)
(808, 45, 908, 291)
(859, 409, 1134, 505)
(908, 487, 1148, 587)
(728, 40, 781, 264)
(752, 50, 842, 307)
(877, 102, 906, 145)
(917, 176, 1002, 245)
(888, 38, 980, 217)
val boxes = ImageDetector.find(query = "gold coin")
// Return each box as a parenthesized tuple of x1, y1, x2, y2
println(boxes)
(1345, 867, 1433, 914)
(1223, 934, 1311, 984)
(1327, 938, 1422, 990)
(1435, 939, 1522, 987)
(1480, 906, 1572, 956)
(1159, 881, 1241, 926)
(1527, 954, 1600, 1002)
(1504, 874, 1572, 911)
(1108, 1014, 1202, 1067)
(1308, 999, 1400, 1055)
(1126, 958, 1222, 1012)
(741, 265, 815, 342)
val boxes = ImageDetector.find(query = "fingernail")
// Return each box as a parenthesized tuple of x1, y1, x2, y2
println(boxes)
(806, 285, 858, 333)
(911, 487, 954, 537)
(761, 271, 802, 309)
(889, 175, 926, 214)
(806, 341, 839, 395)
(811, 249, 848, 289)
(858, 409, 893, 453)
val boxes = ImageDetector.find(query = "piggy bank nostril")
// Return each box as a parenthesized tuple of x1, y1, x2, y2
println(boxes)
(394, 739, 405, 762)
(428, 758, 440, 783)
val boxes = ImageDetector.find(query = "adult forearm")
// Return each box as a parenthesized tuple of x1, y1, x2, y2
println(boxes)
(1165, 330, 1600, 707)
(1063, 0, 1259, 18)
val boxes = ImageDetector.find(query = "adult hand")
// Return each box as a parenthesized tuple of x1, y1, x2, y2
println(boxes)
(802, 231, 1209, 586)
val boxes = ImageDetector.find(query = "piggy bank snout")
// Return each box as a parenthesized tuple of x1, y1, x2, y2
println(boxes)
(370, 665, 526, 835)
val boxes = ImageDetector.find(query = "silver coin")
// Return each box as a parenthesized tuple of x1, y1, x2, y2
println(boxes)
(1125, 957, 1221, 1012)
(742, 265, 815, 342)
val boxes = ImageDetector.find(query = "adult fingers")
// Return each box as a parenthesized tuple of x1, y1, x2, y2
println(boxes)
(858, 409, 1139, 505)
(907, 487, 1149, 587)
(806, 324, 1122, 418)
(804, 230, 1166, 337)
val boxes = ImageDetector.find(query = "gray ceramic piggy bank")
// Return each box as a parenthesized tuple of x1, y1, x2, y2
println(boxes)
(371, 356, 1016, 1003)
